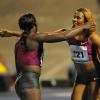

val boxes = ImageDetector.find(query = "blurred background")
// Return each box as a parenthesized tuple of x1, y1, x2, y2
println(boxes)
(0, 0, 100, 93)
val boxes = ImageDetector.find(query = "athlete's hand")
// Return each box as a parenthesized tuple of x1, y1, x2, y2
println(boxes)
(0, 29, 12, 37)
(89, 20, 96, 33)
(83, 22, 96, 37)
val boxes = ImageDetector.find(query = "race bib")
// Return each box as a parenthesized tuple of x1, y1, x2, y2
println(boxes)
(70, 45, 89, 63)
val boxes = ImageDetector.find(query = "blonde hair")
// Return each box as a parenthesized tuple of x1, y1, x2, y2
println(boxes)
(72, 8, 96, 33)
(76, 8, 96, 24)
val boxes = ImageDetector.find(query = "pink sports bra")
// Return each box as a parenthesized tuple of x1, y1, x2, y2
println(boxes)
(16, 43, 40, 66)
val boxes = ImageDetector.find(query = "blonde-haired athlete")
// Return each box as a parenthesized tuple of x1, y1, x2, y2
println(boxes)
(68, 8, 100, 100)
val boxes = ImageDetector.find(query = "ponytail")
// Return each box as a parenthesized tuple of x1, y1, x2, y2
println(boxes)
(21, 31, 29, 51)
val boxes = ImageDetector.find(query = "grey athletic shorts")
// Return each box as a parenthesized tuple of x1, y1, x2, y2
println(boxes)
(15, 71, 40, 95)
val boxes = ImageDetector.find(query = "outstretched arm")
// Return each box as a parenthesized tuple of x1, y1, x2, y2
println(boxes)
(30, 23, 90, 42)
(0, 29, 21, 37)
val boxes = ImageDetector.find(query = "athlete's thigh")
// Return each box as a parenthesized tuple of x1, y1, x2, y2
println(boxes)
(71, 83, 86, 100)
(87, 81, 97, 100)
(21, 88, 41, 100)
(95, 82, 100, 100)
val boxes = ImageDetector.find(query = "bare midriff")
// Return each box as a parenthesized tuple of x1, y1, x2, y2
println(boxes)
(75, 61, 96, 75)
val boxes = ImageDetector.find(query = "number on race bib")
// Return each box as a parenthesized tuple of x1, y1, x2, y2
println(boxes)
(70, 45, 89, 63)
(73, 51, 84, 58)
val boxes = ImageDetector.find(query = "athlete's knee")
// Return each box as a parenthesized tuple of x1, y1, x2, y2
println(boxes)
(95, 93, 100, 100)
(95, 96, 100, 100)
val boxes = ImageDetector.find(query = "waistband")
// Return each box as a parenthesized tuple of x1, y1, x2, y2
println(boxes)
(17, 66, 41, 76)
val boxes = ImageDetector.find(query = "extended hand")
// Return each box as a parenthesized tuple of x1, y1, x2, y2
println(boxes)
(89, 21, 96, 32)
(0, 29, 12, 37)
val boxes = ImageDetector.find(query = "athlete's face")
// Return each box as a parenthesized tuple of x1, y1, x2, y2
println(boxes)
(72, 11, 85, 27)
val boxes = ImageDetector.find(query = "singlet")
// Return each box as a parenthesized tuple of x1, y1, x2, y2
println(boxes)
(68, 38, 92, 64)
(15, 37, 44, 73)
